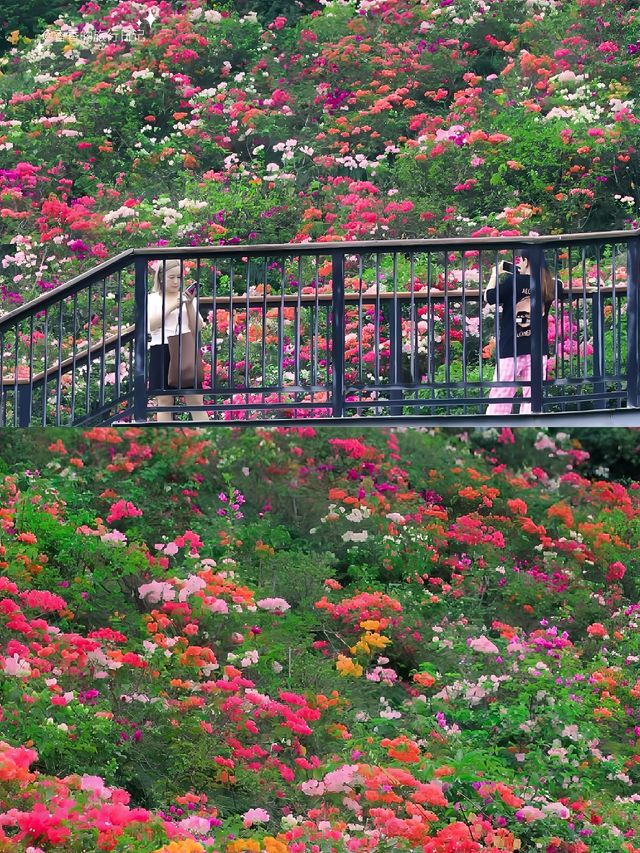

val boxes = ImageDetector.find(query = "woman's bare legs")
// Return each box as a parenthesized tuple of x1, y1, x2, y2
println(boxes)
(155, 395, 175, 422)
(184, 394, 209, 421)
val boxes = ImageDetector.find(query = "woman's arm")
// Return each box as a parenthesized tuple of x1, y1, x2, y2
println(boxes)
(184, 294, 205, 333)
(484, 266, 499, 304)
(148, 292, 181, 332)
(484, 268, 513, 305)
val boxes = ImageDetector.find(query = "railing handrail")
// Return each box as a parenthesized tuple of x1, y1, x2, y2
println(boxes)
(2, 230, 637, 330)
(0, 249, 135, 331)
(131, 229, 639, 256)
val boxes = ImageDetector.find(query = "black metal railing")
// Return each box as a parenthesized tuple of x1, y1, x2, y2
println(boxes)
(1, 231, 640, 426)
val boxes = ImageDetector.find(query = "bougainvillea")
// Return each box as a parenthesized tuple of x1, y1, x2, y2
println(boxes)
(0, 426, 638, 851)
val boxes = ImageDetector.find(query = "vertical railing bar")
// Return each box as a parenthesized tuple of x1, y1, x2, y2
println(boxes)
(427, 251, 434, 402)
(357, 255, 364, 392)
(278, 257, 286, 405)
(41, 309, 49, 425)
(228, 259, 234, 393)
(389, 251, 402, 416)
(0, 330, 3, 427)
(26, 314, 34, 427)
(0, 329, 4, 427)
(409, 252, 416, 388)
(133, 255, 149, 422)
(374, 251, 381, 396)
(176, 259, 184, 400)
(11, 322, 18, 427)
(493, 249, 501, 391)
(331, 249, 345, 417)
(529, 244, 544, 414)
(195, 257, 202, 401)
(478, 250, 484, 397)
(461, 251, 467, 413)
(309, 255, 318, 401)
(55, 302, 64, 426)
(551, 247, 560, 408)
(99, 275, 108, 410)
(444, 249, 450, 396)
(593, 244, 604, 405)
(627, 233, 639, 407)
(115, 269, 123, 407)
(245, 257, 251, 392)
(261, 257, 267, 402)
(86, 281, 93, 418)
(567, 248, 575, 381)
(611, 242, 619, 380)
(579, 246, 587, 381)
(69, 292, 79, 423)
(294, 255, 302, 389)
(212, 260, 219, 392)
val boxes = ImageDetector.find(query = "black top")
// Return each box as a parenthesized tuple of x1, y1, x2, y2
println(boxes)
(485, 272, 552, 359)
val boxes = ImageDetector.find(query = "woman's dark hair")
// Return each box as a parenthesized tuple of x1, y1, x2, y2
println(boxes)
(519, 247, 554, 304)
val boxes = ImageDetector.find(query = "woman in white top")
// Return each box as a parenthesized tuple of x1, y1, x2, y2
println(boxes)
(147, 259, 209, 422)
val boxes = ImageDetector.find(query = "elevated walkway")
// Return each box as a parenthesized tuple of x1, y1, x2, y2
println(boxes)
(1, 231, 639, 425)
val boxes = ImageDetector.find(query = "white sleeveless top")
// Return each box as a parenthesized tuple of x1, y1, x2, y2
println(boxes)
(147, 292, 192, 346)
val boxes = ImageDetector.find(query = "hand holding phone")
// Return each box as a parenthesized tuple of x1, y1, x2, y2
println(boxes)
(184, 283, 198, 299)
(501, 261, 514, 274)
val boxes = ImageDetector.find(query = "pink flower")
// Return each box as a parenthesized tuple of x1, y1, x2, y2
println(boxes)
(469, 636, 499, 654)
(242, 807, 270, 827)
(138, 581, 175, 604)
(257, 597, 291, 613)
(205, 598, 229, 614)
(80, 774, 112, 800)
(106, 500, 142, 524)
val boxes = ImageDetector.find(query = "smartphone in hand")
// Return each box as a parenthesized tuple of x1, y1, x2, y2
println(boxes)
(184, 283, 198, 298)
(501, 261, 515, 274)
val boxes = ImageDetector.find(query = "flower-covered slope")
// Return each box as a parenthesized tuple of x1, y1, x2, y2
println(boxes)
(1, 0, 639, 307)
(0, 426, 639, 851)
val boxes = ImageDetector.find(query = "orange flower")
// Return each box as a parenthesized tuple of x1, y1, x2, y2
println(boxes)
(412, 671, 436, 688)
(381, 735, 421, 763)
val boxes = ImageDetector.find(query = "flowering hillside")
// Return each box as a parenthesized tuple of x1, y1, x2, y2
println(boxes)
(1, 0, 639, 308)
(0, 426, 639, 852)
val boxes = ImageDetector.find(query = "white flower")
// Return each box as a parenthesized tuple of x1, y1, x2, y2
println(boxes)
(342, 530, 369, 542)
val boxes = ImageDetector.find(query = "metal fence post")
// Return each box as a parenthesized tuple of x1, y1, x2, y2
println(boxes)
(528, 244, 544, 413)
(627, 235, 640, 408)
(18, 384, 32, 427)
(591, 290, 605, 404)
(133, 255, 149, 422)
(388, 297, 403, 416)
(331, 250, 345, 418)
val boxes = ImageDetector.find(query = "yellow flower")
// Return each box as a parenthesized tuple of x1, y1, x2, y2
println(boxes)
(362, 631, 391, 649)
(359, 619, 380, 631)
(336, 654, 363, 677)
(7, 31, 20, 45)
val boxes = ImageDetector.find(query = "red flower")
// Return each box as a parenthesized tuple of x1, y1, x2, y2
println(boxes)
(606, 561, 626, 583)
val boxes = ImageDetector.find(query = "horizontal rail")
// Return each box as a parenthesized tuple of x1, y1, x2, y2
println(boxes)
(191, 287, 623, 306)
(133, 229, 640, 256)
